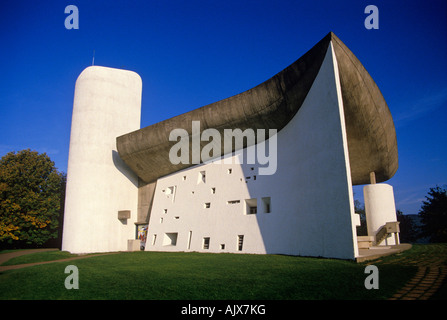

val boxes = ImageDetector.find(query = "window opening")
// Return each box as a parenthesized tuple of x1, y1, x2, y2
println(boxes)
(198, 171, 206, 184)
(203, 237, 210, 249)
(262, 197, 271, 213)
(244, 198, 257, 215)
(152, 234, 157, 246)
(187, 231, 192, 250)
(238, 235, 244, 251)
(163, 233, 178, 246)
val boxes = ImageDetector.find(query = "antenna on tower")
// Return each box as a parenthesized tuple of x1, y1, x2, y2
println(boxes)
(92, 50, 95, 66)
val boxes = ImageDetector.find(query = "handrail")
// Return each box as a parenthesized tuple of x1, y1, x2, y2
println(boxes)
(375, 225, 388, 245)
(374, 221, 400, 245)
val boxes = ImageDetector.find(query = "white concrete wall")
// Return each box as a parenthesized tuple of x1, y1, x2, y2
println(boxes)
(145, 42, 358, 259)
(62, 66, 141, 253)
(364, 183, 398, 245)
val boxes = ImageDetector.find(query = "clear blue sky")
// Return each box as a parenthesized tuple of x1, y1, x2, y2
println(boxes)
(1, 0, 446, 215)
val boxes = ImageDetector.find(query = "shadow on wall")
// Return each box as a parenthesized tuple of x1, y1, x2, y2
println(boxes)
(112, 150, 139, 188)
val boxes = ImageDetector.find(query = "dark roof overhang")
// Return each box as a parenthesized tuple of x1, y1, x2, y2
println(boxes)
(117, 32, 398, 185)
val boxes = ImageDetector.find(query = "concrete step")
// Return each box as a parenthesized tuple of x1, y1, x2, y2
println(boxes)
(357, 236, 374, 249)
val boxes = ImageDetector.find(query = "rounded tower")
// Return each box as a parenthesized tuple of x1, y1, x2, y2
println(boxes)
(62, 66, 142, 253)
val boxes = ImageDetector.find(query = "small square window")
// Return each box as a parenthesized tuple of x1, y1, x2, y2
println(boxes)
(163, 233, 178, 246)
(244, 198, 257, 215)
(211, 187, 216, 194)
(204, 202, 211, 209)
(220, 244, 225, 250)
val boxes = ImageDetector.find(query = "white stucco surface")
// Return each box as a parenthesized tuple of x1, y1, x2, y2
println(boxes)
(62, 66, 142, 253)
(364, 183, 398, 245)
(145, 42, 358, 259)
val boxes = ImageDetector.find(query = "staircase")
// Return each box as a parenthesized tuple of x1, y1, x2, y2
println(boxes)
(375, 225, 388, 245)
(358, 221, 400, 249)
(357, 236, 375, 249)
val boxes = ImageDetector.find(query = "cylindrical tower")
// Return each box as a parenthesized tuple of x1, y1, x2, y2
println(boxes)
(363, 183, 398, 245)
(62, 66, 142, 253)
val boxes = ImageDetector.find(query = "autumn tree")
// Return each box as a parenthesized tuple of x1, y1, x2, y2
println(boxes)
(418, 186, 447, 243)
(0, 149, 65, 248)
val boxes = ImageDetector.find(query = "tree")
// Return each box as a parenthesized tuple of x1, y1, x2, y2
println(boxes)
(396, 210, 419, 243)
(418, 186, 447, 243)
(354, 199, 367, 236)
(0, 149, 65, 248)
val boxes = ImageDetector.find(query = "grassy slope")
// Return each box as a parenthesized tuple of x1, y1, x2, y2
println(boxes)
(0, 251, 416, 300)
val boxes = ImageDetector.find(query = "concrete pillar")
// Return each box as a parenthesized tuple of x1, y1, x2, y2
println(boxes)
(370, 171, 376, 184)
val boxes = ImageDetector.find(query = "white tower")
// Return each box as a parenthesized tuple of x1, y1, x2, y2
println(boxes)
(62, 66, 142, 253)
(364, 182, 399, 245)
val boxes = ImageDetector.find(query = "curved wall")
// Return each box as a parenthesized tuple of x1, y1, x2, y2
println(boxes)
(145, 43, 359, 259)
(62, 66, 142, 253)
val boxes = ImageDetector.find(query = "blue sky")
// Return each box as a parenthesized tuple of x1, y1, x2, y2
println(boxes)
(1, 0, 446, 215)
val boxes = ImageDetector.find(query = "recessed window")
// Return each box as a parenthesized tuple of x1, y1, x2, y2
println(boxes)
(244, 198, 257, 215)
(203, 237, 210, 249)
(220, 244, 225, 250)
(174, 216, 180, 220)
(211, 187, 216, 194)
(204, 202, 211, 209)
(262, 197, 271, 213)
(187, 231, 192, 250)
(160, 217, 163, 223)
(163, 233, 178, 246)
(166, 186, 175, 195)
(198, 171, 206, 184)
(152, 234, 157, 246)
(165, 186, 177, 202)
(227, 168, 232, 174)
(163, 209, 168, 214)
(183, 175, 187, 181)
(237, 235, 244, 251)
(227, 200, 240, 204)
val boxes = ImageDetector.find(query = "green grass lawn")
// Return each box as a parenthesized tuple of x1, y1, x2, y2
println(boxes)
(0, 250, 77, 266)
(0, 250, 417, 300)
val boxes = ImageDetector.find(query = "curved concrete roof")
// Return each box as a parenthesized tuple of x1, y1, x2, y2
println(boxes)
(117, 32, 398, 185)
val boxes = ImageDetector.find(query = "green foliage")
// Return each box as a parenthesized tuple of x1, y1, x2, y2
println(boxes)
(354, 199, 367, 236)
(418, 186, 447, 243)
(397, 210, 419, 243)
(0, 149, 65, 247)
